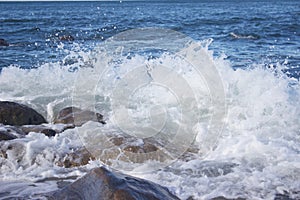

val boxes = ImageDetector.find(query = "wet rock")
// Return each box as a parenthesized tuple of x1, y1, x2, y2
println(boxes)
(59, 35, 74, 41)
(20, 125, 57, 137)
(0, 101, 46, 126)
(0, 140, 26, 162)
(0, 125, 21, 141)
(91, 135, 171, 165)
(108, 136, 160, 153)
(0, 38, 9, 46)
(211, 197, 246, 200)
(274, 192, 299, 200)
(186, 196, 196, 200)
(56, 148, 94, 168)
(48, 167, 180, 200)
(0, 124, 26, 141)
(110, 136, 125, 146)
(54, 106, 105, 126)
(123, 142, 158, 153)
(0, 130, 15, 141)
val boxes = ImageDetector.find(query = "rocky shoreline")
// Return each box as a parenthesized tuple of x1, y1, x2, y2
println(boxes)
(0, 101, 183, 199)
(0, 101, 297, 200)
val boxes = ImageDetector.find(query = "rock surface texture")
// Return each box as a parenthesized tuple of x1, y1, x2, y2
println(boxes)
(48, 167, 180, 200)
(0, 101, 46, 126)
(54, 107, 105, 126)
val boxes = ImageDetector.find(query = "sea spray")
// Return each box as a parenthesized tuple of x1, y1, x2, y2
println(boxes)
(0, 39, 299, 199)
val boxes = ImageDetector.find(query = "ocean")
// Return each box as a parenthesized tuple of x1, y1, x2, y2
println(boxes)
(0, 0, 299, 199)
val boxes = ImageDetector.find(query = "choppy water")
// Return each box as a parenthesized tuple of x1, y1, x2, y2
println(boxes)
(0, 1, 299, 199)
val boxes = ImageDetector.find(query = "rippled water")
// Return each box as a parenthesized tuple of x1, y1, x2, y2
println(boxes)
(1, 1, 299, 75)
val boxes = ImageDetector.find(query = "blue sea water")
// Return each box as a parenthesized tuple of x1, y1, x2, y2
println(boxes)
(0, 0, 299, 76)
(0, 1, 300, 200)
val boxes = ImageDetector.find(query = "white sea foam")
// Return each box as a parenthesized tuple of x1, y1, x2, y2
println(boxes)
(0, 41, 299, 199)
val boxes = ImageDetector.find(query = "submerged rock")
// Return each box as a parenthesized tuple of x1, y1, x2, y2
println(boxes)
(48, 167, 180, 200)
(56, 148, 95, 168)
(211, 196, 246, 200)
(274, 192, 299, 200)
(0, 101, 46, 126)
(0, 123, 74, 140)
(0, 38, 9, 46)
(0, 140, 26, 161)
(20, 124, 76, 137)
(0, 124, 26, 141)
(54, 107, 105, 126)
(59, 35, 74, 41)
(20, 125, 57, 137)
(93, 135, 169, 165)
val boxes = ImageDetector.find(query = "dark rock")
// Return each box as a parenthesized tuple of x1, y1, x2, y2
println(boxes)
(0, 101, 46, 126)
(59, 35, 74, 41)
(48, 167, 180, 200)
(0, 130, 16, 140)
(19, 124, 75, 137)
(0, 124, 26, 141)
(186, 196, 195, 200)
(274, 192, 298, 200)
(54, 106, 105, 126)
(211, 197, 246, 200)
(20, 125, 57, 137)
(41, 128, 57, 137)
(0, 38, 9, 46)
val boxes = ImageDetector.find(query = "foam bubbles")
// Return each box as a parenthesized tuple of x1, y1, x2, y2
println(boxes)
(0, 39, 299, 199)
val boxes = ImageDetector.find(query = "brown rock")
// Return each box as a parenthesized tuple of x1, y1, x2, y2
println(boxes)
(54, 106, 105, 126)
(0, 101, 46, 126)
(56, 148, 94, 168)
(47, 167, 180, 200)
(20, 125, 57, 137)
(123, 142, 158, 153)
(109, 137, 124, 146)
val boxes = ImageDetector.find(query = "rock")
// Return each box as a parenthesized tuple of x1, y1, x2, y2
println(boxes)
(211, 197, 246, 200)
(274, 192, 298, 200)
(0, 101, 47, 126)
(0, 38, 9, 46)
(0, 140, 26, 162)
(59, 35, 74, 41)
(123, 142, 158, 153)
(109, 137, 124, 146)
(54, 107, 105, 126)
(47, 167, 180, 200)
(0, 124, 25, 141)
(56, 148, 95, 168)
(0, 130, 16, 140)
(0, 123, 74, 139)
(91, 135, 171, 165)
(20, 125, 57, 137)
(0, 125, 25, 141)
